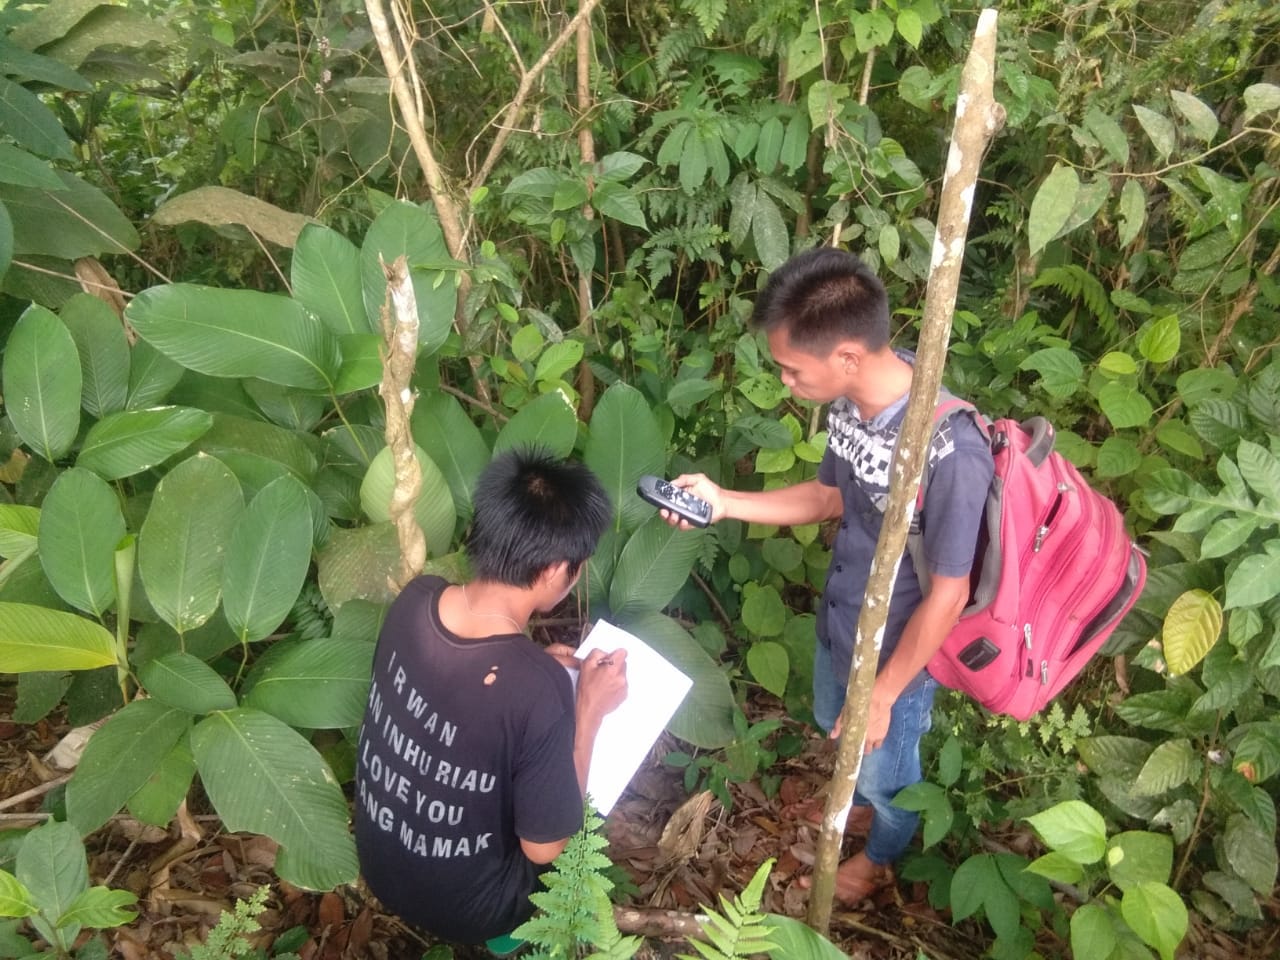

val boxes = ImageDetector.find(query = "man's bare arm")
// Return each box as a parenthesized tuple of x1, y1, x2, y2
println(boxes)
(519, 648, 628, 864)
(856, 572, 969, 749)
(664, 475, 842, 529)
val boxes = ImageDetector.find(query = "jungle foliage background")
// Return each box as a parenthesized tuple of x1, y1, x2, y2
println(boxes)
(0, 0, 1278, 957)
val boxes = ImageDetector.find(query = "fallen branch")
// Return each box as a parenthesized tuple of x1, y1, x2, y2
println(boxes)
(612, 906, 709, 940)
(0, 772, 72, 811)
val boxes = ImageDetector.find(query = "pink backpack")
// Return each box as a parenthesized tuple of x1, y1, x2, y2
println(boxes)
(909, 399, 1147, 721)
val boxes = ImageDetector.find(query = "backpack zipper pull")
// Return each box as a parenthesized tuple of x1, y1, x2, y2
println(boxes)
(1024, 623, 1032, 649)
(1034, 525, 1049, 551)
(1041, 661, 1049, 685)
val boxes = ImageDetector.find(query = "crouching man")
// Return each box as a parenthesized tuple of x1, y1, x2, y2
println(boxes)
(354, 448, 627, 947)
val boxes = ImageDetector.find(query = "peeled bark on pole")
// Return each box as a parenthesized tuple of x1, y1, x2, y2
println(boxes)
(805, 8, 1004, 935)
(574, 1, 598, 419)
(379, 255, 426, 591)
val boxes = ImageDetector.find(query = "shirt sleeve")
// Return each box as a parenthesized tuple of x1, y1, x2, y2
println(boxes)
(921, 417, 994, 578)
(511, 685, 582, 844)
(818, 446, 838, 486)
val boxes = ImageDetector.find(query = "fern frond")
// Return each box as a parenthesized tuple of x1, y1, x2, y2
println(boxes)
(682, 0, 728, 38)
(656, 24, 704, 79)
(677, 860, 778, 960)
(515, 803, 639, 960)
(290, 582, 331, 640)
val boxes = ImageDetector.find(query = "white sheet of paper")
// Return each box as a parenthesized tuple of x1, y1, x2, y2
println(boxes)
(574, 619, 692, 814)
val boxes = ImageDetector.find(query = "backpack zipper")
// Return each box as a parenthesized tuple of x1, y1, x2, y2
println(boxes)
(1033, 482, 1073, 552)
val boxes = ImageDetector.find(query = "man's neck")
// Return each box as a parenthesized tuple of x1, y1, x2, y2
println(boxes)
(846, 348, 914, 420)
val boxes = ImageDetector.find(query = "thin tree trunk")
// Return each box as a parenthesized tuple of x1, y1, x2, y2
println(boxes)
(806, 8, 1004, 935)
(379, 255, 426, 589)
(575, 1, 598, 419)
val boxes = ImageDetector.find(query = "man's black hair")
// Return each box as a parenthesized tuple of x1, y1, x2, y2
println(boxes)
(750, 247, 890, 355)
(467, 447, 613, 587)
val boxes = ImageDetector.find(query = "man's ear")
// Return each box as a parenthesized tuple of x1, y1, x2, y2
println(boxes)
(535, 560, 574, 591)
(833, 341, 865, 371)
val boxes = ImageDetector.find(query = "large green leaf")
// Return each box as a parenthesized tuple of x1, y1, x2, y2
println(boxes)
(59, 887, 137, 930)
(126, 284, 341, 391)
(1025, 800, 1106, 864)
(0, 76, 74, 160)
(125, 340, 184, 410)
(1161, 589, 1221, 675)
(76, 406, 213, 480)
(1028, 163, 1080, 256)
(412, 391, 490, 524)
(1223, 813, 1278, 893)
(0, 603, 115, 672)
(15, 821, 85, 942)
(2, 304, 81, 462)
(1132, 739, 1201, 797)
(191, 708, 358, 890)
(223, 476, 313, 643)
(0, 38, 91, 91)
(1236, 439, 1280, 503)
(360, 445, 456, 557)
(0, 170, 137, 257)
(620, 610, 734, 749)
(243, 379, 326, 432)
(0, 199, 12, 285)
(1120, 882, 1186, 960)
(292, 223, 367, 335)
(333, 333, 383, 395)
(316, 523, 403, 610)
(59, 293, 129, 418)
(244, 638, 374, 728)
(0, 870, 37, 918)
(195, 414, 319, 483)
(66, 699, 191, 833)
(137, 653, 236, 714)
(1106, 831, 1173, 890)
(37, 467, 124, 617)
(0, 505, 41, 558)
(752, 192, 789, 270)
(360, 201, 456, 357)
(139, 454, 244, 634)
(608, 516, 703, 618)
(493, 392, 577, 459)
(764, 914, 843, 960)
(1225, 553, 1280, 609)
(126, 736, 196, 826)
(584, 383, 665, 534)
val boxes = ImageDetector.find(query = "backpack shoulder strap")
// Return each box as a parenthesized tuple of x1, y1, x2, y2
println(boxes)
(914, 395, 986, 511)
(907, 394, 987, 596)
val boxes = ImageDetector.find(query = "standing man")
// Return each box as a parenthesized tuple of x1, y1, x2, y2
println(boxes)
(354, 448, 628, 948)
(665, 248, 992, 903)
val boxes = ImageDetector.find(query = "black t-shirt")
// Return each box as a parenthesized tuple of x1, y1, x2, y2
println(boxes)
(354, 576, 582, 944)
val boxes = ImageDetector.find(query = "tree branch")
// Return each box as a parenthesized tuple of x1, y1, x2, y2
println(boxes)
(470, 0, 604, 193)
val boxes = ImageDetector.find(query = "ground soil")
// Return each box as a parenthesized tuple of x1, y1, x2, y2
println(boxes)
(2, 684, 1277, 960)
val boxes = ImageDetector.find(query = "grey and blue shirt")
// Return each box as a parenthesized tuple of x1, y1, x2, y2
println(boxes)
(816, 369, 994, 683)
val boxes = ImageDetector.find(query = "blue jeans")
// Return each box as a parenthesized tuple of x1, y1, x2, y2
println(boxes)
(812, 641, 938, 866)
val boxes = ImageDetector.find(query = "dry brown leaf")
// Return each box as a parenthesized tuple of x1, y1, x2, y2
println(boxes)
(657, 790, 713, 866)
(151, 186, 313, 248)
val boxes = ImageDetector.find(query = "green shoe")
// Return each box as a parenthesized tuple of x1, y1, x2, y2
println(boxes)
(484, 933, 525, 957)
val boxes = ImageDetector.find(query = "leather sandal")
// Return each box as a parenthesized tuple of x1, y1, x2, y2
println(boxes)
(831, 855, 894, 905)
(797, 853, 894, 905)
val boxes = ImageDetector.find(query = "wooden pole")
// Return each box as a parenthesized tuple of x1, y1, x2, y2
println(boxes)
(378, 255, 426, 589)
(805, 8, 1005, 934)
